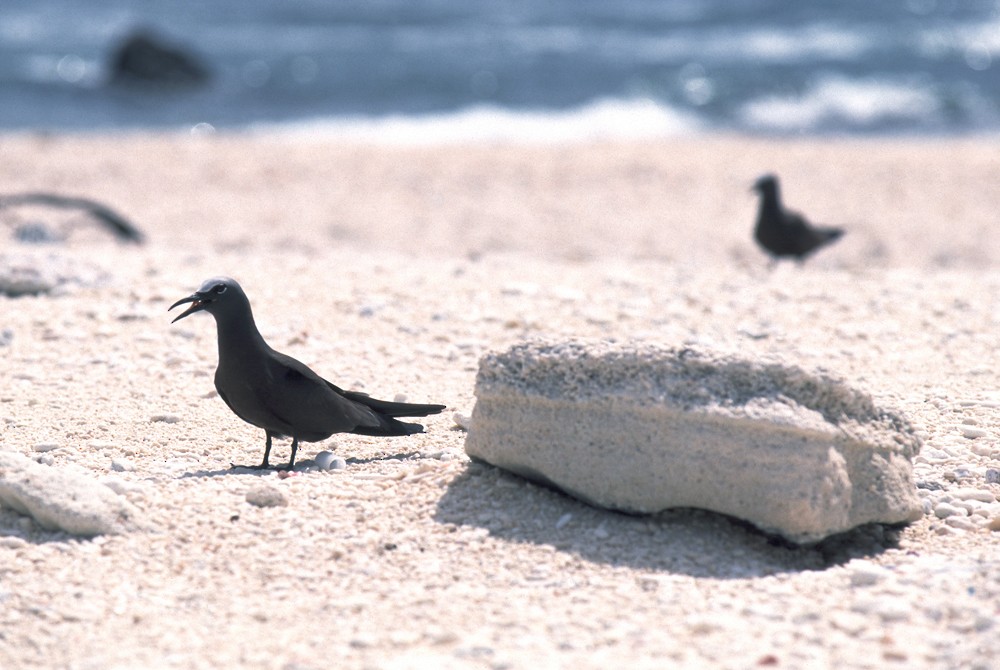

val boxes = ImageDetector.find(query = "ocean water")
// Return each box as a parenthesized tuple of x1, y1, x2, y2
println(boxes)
(1, 0, 998, 139)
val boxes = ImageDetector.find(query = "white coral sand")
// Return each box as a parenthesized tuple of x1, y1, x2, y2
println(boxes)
(0, 134, 997, 669)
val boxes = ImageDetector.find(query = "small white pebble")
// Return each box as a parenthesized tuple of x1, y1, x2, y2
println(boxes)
(875, 601, 911, 623)
(961, 426, 988, 439)
(329, 457, 347, 470)
(636, 575, 662, 592)
(349, 634, 376, 649)
(111, 458, 134, 472)
(32, 442, 60, 453)
(973, 615, 996, 632)
(434, 450, 462, 462)
(972, 503, 1000, 518)
(453, 412, 472, 431)
(945, 516, 978, 531)
(849, 598, 878, 615)
(0, 536, 27, 549)
(150, 414, 181, 424)
(555, 513, 572, 530)
(101, 477, 142, 495)
(970, 442, 996, 457)
(951, 488, 996, 503)
(35, 454, 54, 466)
(830, 611, 868, 635)
(246, 485, 287, 508)
(500, 282, 539, 296)
(934, 502, 966, 518)
(947, 467, 974, 481)
(393, 393, 408, 403)
(951, 499, 981, 515)
(848, 560, 889, 587)
(314, 450, 336, 470)
(388, 630, 421, 647)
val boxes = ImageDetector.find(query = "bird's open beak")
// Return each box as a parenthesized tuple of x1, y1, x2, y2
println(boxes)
(169, 293, 207, 323)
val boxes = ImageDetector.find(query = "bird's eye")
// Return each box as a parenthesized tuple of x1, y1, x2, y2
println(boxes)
(214, 284, 227, 294)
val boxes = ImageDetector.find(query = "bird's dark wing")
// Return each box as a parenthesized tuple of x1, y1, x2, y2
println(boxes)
(214, 365, 294, 436)
(782, 209, 813, 234)
(263, 349, 446, 439)
(263, 352, 383, 439)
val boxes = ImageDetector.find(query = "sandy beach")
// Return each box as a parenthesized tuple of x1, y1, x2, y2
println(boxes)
(1, 132, 999, 669)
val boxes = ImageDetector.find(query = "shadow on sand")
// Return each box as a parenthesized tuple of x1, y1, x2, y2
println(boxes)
(434, 461, 905, 579)
(179, 450, 425, 478)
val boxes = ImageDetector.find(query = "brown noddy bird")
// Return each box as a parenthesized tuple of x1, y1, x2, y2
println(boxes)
(752, 174, 844, 261)
(170, 276, 446, 470)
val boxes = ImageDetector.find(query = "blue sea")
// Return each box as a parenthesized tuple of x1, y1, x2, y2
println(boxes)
(1, 0, 998, 139)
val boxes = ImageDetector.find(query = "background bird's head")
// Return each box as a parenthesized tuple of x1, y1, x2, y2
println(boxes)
(169, 276, 248, 323)
(752, 174, 779, 197)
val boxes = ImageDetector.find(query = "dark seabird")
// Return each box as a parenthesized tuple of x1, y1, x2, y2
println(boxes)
(170, 277, 446, 470)
(752, 174, 844, 262)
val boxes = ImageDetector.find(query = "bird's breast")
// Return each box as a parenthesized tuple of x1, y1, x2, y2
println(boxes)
(214, 360, 287, 432)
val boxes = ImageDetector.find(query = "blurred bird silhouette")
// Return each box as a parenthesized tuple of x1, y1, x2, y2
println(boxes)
(752, 174, 843, 262)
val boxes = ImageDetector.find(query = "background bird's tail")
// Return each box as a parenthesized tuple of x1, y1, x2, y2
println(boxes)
(821, 227, 845, 242)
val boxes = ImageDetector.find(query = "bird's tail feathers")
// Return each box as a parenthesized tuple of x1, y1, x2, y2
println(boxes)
(821, 227, 845, 242)
(351, 417, 425, 438)
(341, 389, 446, 418)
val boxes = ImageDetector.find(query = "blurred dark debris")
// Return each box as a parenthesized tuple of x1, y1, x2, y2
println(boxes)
(0, 193, 144, 244)
(0, 251, 113, 297)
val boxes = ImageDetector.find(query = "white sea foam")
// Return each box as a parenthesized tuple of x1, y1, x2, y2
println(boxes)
(739, 75, 941, 132)
(733, 24, 871, 62)
(626, 22, 873, 64)
(917, 19, 1000, 70)
(253, 98, 702, 144)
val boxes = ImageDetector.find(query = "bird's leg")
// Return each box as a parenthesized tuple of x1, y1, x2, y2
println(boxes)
(281, 437, 299, 471)
(259, 431, 274, 469)
(231, 432, 274, 470)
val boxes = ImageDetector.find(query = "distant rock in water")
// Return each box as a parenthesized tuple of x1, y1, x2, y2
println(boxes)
(109, 30, 209, 87)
